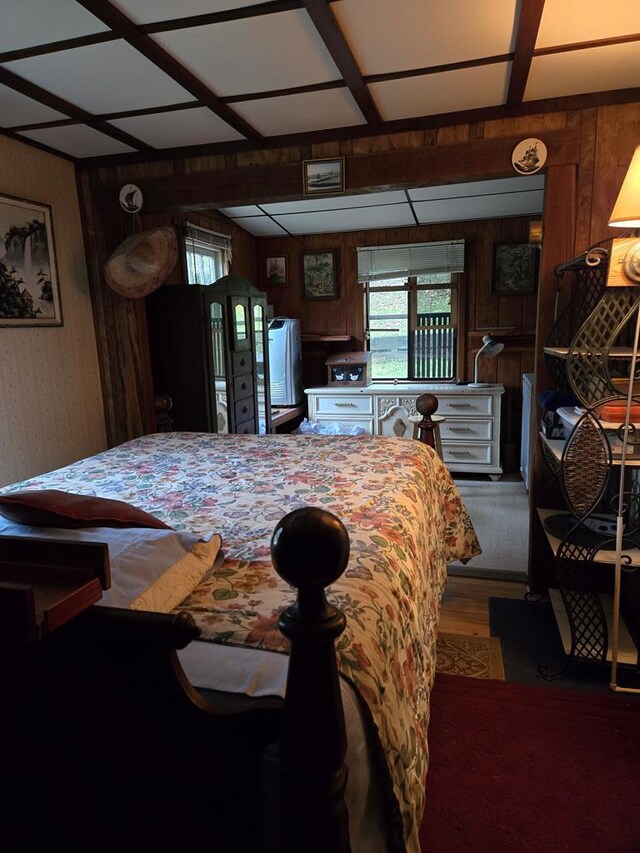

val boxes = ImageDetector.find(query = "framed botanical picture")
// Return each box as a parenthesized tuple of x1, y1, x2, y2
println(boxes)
(492, 241, 539, 296)
(265, 255, 287, 287)
(302, 157, 345, 196)
(302, 250, 338, 300)
(0, 193, 62, 326)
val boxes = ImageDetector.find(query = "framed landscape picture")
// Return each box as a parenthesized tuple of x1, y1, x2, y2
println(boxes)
(265, 255, 287, 286)
(302, 250, 338, 300)
(492, 241, 538, 296)
(302, 158, 345, 196)
(0, 193, 62, 326)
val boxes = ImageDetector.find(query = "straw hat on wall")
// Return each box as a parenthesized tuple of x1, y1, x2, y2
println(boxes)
(104, 227, 178, 298)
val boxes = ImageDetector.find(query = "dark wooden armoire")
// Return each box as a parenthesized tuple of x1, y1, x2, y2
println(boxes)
(146, 275, 271, 434)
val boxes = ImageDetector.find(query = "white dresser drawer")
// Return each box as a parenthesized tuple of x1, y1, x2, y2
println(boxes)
(443, 442, 494, 466)
(440, 419, 492, 442)
(438, 395, 493, 417)
(314, 395, 374, 416)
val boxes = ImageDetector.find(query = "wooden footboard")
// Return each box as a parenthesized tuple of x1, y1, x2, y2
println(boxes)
(0, 507, 351, 852)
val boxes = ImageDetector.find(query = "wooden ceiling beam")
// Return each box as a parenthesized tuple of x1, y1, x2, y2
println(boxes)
(91, 126, 580, 212)
(507, 0, 546, 106)
(75, 0, 263, 142)
(300, 0, 382, 126)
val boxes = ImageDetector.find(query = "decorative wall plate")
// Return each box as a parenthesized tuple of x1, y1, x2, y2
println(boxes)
(511, 138, 547, 175)
(119, 183, 144, 213)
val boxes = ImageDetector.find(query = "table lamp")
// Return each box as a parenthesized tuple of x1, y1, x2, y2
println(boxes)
(469, 335, 504, 387)
(606, 142, 640, 695)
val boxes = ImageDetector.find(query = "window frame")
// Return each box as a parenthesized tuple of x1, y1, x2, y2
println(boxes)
(364, 272, 461, 382)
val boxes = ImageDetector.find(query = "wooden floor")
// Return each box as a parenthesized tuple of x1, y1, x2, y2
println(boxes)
(439, 574, 526, 638)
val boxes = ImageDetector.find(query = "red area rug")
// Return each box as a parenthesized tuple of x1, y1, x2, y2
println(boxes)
(420, 673, 640, 853)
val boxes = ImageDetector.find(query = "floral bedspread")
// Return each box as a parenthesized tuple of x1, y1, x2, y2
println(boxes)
(6, 432, 479, 852)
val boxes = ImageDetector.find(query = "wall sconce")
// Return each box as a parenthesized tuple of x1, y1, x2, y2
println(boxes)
(469, 335, 504, 387)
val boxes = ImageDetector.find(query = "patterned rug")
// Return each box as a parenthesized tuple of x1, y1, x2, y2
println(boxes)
(436, 633, 505, 680)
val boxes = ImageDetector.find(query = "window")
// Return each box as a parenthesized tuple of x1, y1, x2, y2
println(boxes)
(184, 223, 232, 284)
(359, 241, 464, 381)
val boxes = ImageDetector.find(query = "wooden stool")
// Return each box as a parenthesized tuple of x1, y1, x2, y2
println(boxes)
(408, 393, 445, 459)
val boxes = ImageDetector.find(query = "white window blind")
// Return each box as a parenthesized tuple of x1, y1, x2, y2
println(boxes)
(357, 240, 464, 282)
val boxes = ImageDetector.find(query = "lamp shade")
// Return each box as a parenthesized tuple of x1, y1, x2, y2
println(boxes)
(609, 145, 640, 228)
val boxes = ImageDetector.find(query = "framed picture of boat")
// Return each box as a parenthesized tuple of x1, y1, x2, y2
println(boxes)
(302, 158, 345, 196)
(0, 193, 62, 327)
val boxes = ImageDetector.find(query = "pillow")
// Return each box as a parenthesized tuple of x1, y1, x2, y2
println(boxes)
(0, 489, 171, 530)
(0, 515, 222, 613)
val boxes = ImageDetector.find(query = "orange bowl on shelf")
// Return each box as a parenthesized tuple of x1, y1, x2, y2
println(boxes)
(596, 403, 640, 422)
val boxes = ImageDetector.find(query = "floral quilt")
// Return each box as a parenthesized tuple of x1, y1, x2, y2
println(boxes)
(5, 432, 479, 852)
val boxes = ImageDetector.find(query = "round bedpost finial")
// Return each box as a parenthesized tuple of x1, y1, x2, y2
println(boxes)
(271, 506, 350, 591)
(416, 392, 439, 418)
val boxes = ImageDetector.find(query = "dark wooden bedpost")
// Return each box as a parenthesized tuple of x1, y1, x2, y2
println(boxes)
(414, 392, 440, 451)
(271, 507, 351, 853)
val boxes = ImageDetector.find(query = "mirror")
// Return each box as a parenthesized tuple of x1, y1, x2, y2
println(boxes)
(234, 302, 247, 343)
(209, 301, 229, 433)
(253, 302, 268, 434)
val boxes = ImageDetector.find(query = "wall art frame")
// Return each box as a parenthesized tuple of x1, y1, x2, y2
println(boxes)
(0, 193, 62, 327)
(302, 157, 345, 196)
(265, 255, 288, 287)
(302, 250, 338, 300)
(492, 241, 539, 296)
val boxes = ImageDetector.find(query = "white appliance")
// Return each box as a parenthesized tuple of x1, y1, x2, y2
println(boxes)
(268, 317, 303, 406)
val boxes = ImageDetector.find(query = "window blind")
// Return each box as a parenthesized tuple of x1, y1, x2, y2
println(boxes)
(357, 240, 464, 282)
(185, 223, 232, 253)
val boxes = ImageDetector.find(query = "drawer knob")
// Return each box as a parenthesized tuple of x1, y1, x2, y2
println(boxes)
(449, 427, 472, 432)
(448, 403, 473, 408)
(449, 450, 473, 457)
(334, 402, 356, 407)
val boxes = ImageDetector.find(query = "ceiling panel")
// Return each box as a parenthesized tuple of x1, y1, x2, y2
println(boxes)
(370, 62, 511, 121)
(0, 0, 108, 53)
(218, 205, 264, 217)
(4, 41, 193, 114)
(262, 190, 408, 215)
(536, 0, 640, 48)
(273, 204, 416, 235)
(109, 0, 268, 25)
(408, 175, 545, 201)
(332, 0, 518, 76)
(17, 125, 136, 158)
(525, 42, 640, 102)
(108, 106, 244, 147)
(226, 216, 289, 237)
(221, 176, 545, 237)
(0, 84, 67, 127)
(153, 10, 340, 98)
(413, 190, 543, 224)
(231, 88, 365, 136)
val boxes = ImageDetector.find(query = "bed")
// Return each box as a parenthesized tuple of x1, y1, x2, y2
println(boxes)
(0, 431, 479, 852)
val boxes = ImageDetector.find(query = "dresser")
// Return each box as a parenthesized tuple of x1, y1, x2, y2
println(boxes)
(305, 382, 504, 478)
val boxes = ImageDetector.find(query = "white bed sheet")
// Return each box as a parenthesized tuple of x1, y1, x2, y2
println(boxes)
(178, 640, 389, 853)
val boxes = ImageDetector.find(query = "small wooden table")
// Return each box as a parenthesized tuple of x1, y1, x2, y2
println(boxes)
(270, 405, 304, 433)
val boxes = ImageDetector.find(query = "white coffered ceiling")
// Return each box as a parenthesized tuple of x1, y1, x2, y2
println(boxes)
(219, 174, 545, 236)
(0, 1, 636, 235)
(0, 0, 638, 162)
